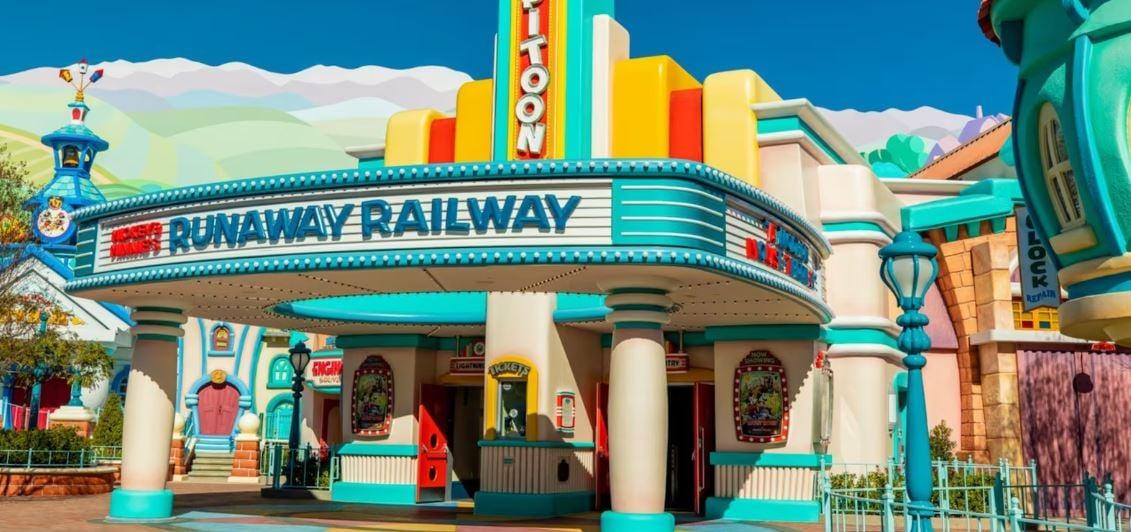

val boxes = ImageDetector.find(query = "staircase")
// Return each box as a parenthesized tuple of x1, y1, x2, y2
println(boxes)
(186, 450, 235, 481)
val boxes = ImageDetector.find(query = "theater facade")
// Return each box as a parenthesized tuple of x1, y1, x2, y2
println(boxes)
(68, 1, 926, 529)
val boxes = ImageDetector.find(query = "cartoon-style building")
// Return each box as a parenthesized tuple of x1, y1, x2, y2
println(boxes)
(979, 0, 1131, 346)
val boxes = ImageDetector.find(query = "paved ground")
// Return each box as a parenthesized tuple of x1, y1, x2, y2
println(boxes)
(0, 483, 823, 531)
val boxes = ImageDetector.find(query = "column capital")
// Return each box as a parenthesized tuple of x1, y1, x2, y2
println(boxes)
(601, 277, 677, 330)
(130, 304, 188, 343)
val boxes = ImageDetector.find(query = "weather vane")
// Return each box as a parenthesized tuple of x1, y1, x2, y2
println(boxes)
(57, 59, 104, 102)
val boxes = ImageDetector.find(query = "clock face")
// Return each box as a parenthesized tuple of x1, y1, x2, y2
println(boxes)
(36, 206, 72, 239)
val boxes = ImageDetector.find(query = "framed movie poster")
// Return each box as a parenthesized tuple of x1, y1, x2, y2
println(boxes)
(733, 350, 789, 443)
(352, 355, 394, 436)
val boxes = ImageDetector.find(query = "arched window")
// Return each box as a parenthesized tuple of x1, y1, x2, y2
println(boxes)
(209, 324, 233, 355)
(264, 397, 294, 441)
(1038, 104, 1085, 229)
(267, 355, 294, 389)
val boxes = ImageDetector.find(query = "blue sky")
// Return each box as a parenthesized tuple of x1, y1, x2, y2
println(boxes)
(1, 0, 1016, 115)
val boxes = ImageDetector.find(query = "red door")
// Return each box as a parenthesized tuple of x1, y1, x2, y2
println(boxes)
(418, 384, 452, 502)
(693, 382, 715, 515)
(595, 382, 610, 510)
(198, 383, 240, 436)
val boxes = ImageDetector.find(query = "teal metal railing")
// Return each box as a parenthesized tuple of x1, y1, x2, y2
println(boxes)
(822, 463, 1127, 532)
(262, 441, 335, 490)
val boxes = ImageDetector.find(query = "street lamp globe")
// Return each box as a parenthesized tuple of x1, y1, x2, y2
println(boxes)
(288, 341, 312, 374)
(879, 231, 939, 310)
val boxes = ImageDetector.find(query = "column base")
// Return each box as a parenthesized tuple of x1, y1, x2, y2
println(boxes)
(107, 488, 174, 521)
(600, 510, 674, 532)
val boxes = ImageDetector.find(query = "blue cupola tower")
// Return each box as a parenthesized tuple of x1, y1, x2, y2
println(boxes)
(27, 59, 109, 253)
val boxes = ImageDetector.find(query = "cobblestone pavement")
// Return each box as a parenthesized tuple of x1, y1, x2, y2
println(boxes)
(0, 483, 825, 531)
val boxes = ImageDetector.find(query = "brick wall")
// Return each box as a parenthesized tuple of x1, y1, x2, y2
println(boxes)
(0, 468, 116, 497)
(231, 440, 259, 478)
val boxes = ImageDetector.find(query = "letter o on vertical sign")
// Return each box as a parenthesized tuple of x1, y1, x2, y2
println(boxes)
(516, 94, 546, 124)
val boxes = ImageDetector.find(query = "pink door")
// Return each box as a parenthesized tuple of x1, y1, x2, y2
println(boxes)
(197, 383, 240, 436)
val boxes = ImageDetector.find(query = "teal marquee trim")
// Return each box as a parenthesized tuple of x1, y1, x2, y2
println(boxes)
(136, 333, 178, 343)
(335, 442, 418, 456)
(600, 510, 676, 531)
(107, 488, 174, 520)
(476, 491, 593, 517)
(705, 324, 822, 342)
(68, 245, 833, 322)
(330, 482, 416, 505)
(613, 321, 663, 330)
(477, 439, 595, 449)
(823, 221, 893, 236)
(336, 334, 443, 350)
(612, 178, 728, 255)
(757, 116, 846, 164)
(822, 326, 899, 349)
(709, 452, 831, 468)
(71, 159, 830, 257)
(705, 497, 820, 523)
(272, 292, 609, 326)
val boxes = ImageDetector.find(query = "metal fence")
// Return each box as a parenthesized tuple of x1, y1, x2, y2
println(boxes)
(262, 441, 337, 490)
(0, 448, 105, 468)
(822, 460, 1127, 532)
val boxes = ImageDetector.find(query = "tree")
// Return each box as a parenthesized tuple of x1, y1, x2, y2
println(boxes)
(0, 143, 114, 425)
(92, 392, 124, 447)
(929, 420, 957, 463)
(862, 134, 931, 177)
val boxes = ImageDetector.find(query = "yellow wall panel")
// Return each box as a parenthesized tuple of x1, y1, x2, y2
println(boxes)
(384, 108, 444, 166)
(454, 79, 494, 162)
(611, 56, 700, 158)
(703, 70, 777, 186)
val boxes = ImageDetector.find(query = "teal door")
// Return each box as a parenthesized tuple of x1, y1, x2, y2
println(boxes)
(267, 400, 294, 441)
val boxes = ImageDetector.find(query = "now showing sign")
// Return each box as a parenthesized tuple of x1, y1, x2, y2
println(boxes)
(1016, 207, 1060, 311)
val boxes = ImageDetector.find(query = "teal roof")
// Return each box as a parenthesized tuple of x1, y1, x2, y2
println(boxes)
(901, 179, 1024, 241)
(41, 124, 110, 151)
(30, 172, 107, 208)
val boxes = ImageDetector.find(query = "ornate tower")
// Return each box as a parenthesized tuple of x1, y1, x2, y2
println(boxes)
(27, 59, 109, 252)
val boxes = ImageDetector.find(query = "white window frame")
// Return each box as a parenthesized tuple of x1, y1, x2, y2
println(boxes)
(1038, 103, 1086, 230)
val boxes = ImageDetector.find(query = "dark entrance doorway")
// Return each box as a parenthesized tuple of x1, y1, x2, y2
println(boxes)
(666, 385, 695, 511)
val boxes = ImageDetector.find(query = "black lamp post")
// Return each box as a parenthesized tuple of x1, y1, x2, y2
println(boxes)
(285, 341, 312, 487)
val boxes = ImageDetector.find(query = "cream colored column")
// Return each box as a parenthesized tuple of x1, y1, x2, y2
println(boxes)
(599, 277, 676, 532)
(108, 303, 188, 521)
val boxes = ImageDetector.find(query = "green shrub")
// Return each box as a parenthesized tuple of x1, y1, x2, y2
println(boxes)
(929, 421, 957, 463)
(92, 393, 124, 447)
(0, 427, 92, 466)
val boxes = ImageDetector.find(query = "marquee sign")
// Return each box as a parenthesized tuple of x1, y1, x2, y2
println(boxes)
(92, 179, 612, 273)
(352, 355, 394, 437)
(733, 350, 790, 444)
(514, 0, 553, 158)
(726, 197, 822, 294)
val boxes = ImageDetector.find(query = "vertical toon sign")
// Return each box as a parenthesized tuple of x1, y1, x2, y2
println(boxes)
(352, 355, 394, 437)
(733, 350, 789, 443)
(513, 0, 554, 158)
(1016, 207, 1060, 311)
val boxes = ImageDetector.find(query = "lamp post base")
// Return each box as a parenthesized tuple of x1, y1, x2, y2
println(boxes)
(600, 510, 675, 532)
(107, 488, 174, 521)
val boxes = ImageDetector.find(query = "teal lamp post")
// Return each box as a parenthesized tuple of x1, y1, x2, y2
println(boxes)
(879, 230, 939, 531)
(285, 341, 311, 487)
(26, 312, 50, 430)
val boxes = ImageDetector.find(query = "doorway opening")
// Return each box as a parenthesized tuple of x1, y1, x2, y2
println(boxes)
(449, 386, 483, 499)
(418, 384, 484, 502)
(666, 385, 695, 511)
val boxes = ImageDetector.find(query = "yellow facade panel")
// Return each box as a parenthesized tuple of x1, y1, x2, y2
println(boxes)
(703, 70, 776, 186)
(454, 80, 494, 162)
(384, 108, 444, 167)
(611, 55, 700, 158)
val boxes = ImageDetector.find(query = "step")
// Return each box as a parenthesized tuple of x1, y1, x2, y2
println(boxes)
(193, 455, 235, 462)
(189, 464, 233, 474)
(187, 471, 231, 478)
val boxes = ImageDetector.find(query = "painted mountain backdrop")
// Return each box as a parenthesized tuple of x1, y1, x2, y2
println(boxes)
(0, 58, 990, 198)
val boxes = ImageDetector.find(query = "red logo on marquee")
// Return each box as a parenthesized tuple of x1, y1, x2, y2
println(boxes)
(110, 222, 162, 258)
